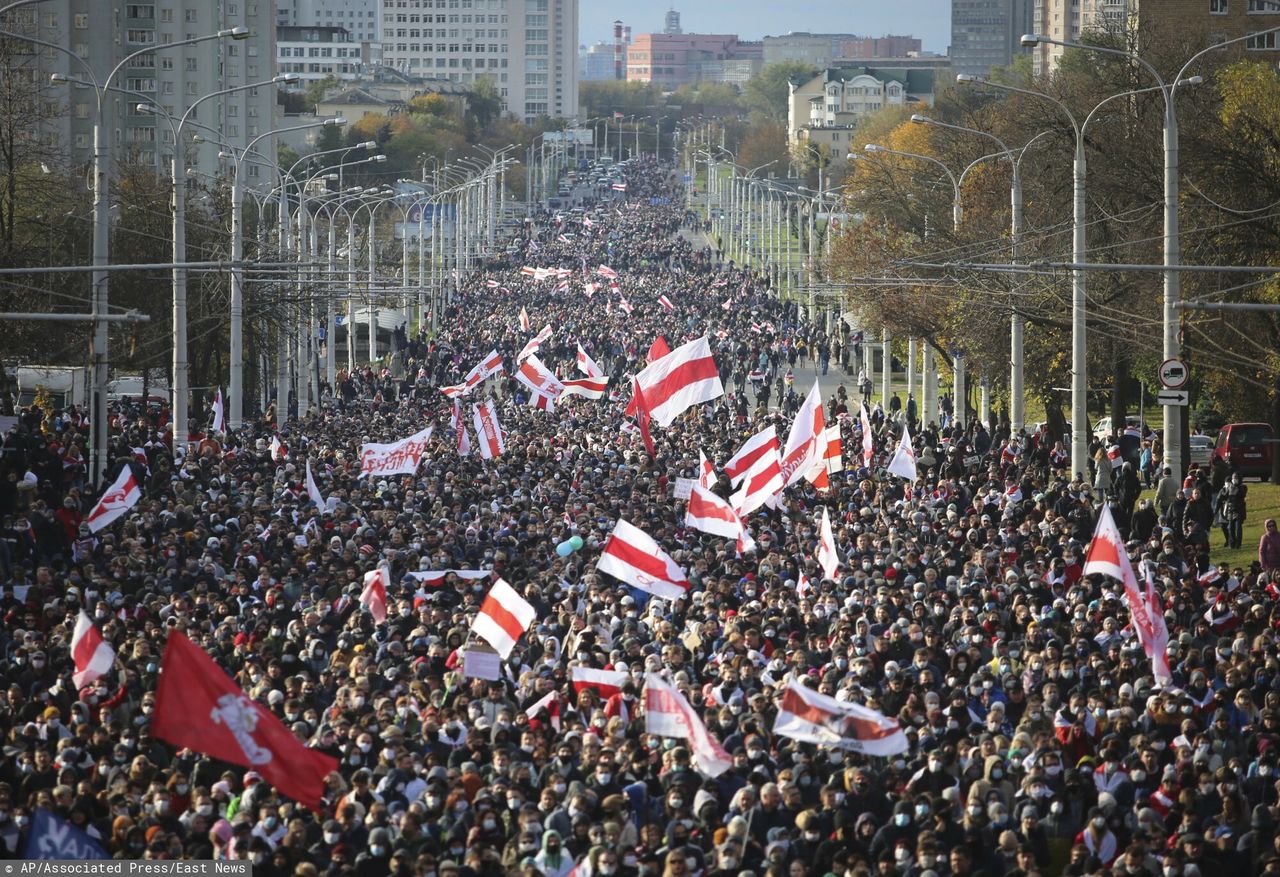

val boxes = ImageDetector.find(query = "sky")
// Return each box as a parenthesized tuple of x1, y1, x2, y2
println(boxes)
(579, 0, 953, 55)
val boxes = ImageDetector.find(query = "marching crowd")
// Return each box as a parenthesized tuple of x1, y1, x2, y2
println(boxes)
(3, 156, 1280, 877)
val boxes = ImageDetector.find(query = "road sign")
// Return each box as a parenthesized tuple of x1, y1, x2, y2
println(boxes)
(1158, 358, 1188, 389)
(1156, 389, 1189, 406)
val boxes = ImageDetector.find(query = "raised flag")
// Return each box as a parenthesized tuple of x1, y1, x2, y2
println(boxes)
(596, 519, 689, 600)
(23, 809, 109, 861)
(485, 279, 501, 288)
(781, 380, 825, 487)
(405, 569, 491, 588)
(519, 306, 531, 331)
(71, 610, 115, 689)
(572, 666, 628, 698)
(85, 466, 142, 533)
(463, 349, 505, 392)
(583, 216, 594, 229)
(152, 630, 338, 809)
(515, 354, 565, 400)
(643, 673, 732, 777)
(1085, 505, 1171, 685)
(618, 296, 634, 315)
(471, 578, 536, 659)
(451, 398, 472, 457)
(631, 378, 656, 455)
(631, 336, 723, 427)
(360, 565, 389, 623)
(596, 265, 618, 279)
(731, 440, 784, 516)
(724, 426, 781, 486)
(817, 507, 840, 581)
(525, 690, 561, 732)
(698, 449, 716, 489)
(517, 324, 553, 362)
(527, 388, 557, 411)
(773, 678, 909, 754)
(647, 335, 671, 364)
(796, 572, 812, 600)
(269, 434, 284, 460)
(211, 387, 225, 433)
(811, 425, 844, 490)
(611, 182, 628, 192)
(359, 426, 434, 478)
(305, 459, 326, 510)
(658, 294, 675, 311)
(859, 403, 874, 468)
(561, 376, 609, 400)
(886, 424, 918, 481)
(686, 483, 746, 541)
(472, 399, 505, 460)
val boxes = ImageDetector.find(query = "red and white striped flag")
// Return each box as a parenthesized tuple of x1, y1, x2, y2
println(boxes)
(572, 666, 628, 698)
(405, 569, 491, 588)
(781, 380, 826, 487)
(647, 336, 671, 364)
(596, 265, 617, 279)
(517, 324, 553, 362)
(644, 673, 732, 777)
(577, 344, 603, 378)
(464, 349, 505, 393)
(85, 467, 142, 534)
(211, 387, 225, 434)
(71, 610, 114, 689)
(811, 426, 843, 490)
(525, 690, 561, 732)
(305, 459, 326, 510)
(596, 519, 688, 600)
(658, 294, 675, 311)
(817, 506, 840, 581)
(583, 282, 598, 298)
(721, 297, 732, 311)
(486, 279, 501, 288)
(697, 449, 716, 489)
(269, 434, 285, 460)
(618, 296, 634, 315)
(528, 388, 557, 411)
(520, 266, 538, 277)
(557, 234, 572, 244)
(472, 399, 505, 459)
(886, 424, 918, 481)
(583, 216, 594, 228)
(519, 306, 531, 331)
(796, 573, 812, 600)
(451, 398, 471, 457)
(471, 578, 536, 659)
(561, 376, 609, 400)
(773, 678, 908, 754)
(515, 354, 565, 400)
(731, 441, 784, 516)
(611, 182, 627, 192)
(724, 426, 780, 485)
(629, 336, 723, 427)
(555, 278, 570, 294)
(631, 378, 656, 455)
(859, 403, 874, 469)
(360, 565, 390, 624)
(686, 483, 746, 541)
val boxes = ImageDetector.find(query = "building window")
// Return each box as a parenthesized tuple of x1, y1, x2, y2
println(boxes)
(184, 8, 197, 21)
(126, 29, 155, 44)
(185, 57, 198, 71)
(1247, 29, 1279, 47)
(74, 13, 89, 28)
(1211, 0, 1228, 11)
(1248, 0, 1278, 9)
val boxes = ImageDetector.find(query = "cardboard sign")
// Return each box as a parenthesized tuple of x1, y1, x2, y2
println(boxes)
(462, 645, 502, 681)
(673, 477, 696, 500)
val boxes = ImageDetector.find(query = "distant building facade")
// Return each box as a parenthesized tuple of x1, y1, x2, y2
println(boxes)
(950, 0, 1034, 77)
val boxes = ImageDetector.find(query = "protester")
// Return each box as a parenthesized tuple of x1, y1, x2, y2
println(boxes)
(0, 157, 1271, 877)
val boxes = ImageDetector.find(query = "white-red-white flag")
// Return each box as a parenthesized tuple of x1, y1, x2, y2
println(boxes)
(525, 690, 561, 732)
(305, 459, 326, 510)
(519, 306, 531, 331)
(515, 354, 565, 401)
(658, 294, 675, 311)
(796, 573, 812, 600)
(577, 344, 603, 378)
(71, 610, 115, 689)
(886, 424, 918, 481)
(647, 336, 671, 364)
(572, 666, 628, 698)
(686, 483, 746, 541)
(527, 388, 557, 411)
(269, 434, 285, 460)
(817, 507, 839, 581)
(211, 387, 225, 434)
(697, 449, 716, 489)
(360, 565, 390, 623)
(472, 578, 536, 659)
(517, 324, 553, 362)
(773, 678, 909, 754)
(596, 519, 689, 600)
(560, 376, 609, 400)
(644, 673, 732, 777)
(731, 440, 784, 516)
(451, 398, 471, 457)
(631, 336, 723, 427)
(596, 264, 618, 279)
(859, 402, 874, 469)
(781, 380, 826, 487)
(472, 399, 505, 459)
(463, 349, 505, 394)
(618, 296, 634, 315)
(1085, 505, 1171, 685)
(724, 427, 780, 486)
(811, 426, 843, 490)
(86, 467, 142, 533)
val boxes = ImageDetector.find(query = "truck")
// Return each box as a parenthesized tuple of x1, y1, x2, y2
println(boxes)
(17, 366, 88, 409)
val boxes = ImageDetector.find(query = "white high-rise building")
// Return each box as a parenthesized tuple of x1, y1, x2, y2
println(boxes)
(380, 0, 578, 121)
(276, 0, 381, 63)
(11, 0, 276, 183)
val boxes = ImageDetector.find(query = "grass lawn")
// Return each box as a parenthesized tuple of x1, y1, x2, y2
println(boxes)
(1139, 480, 1280, 570)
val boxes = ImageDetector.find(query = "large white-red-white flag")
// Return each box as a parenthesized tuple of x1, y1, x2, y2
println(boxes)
(811, 426, 843, 490)
(596, 519, 689, 600)
(471, 578, 536, 659)
(773, 678, 909, 754)
(472, 399, 505, 460)
(724, 426, 779, 486)
(463, 350, 505, 394)
(71, 610, 115, 688)
(359, 426, 434, 478)
(360, 565, 389, 623)
(86, 467, 142, 533)
(630, 336, 723, 427)
(517, 324, 553, 362)
(561, 376, 609, 400)
(515, 354, 565, 401)
(731, 440, 784, 516)
(686, 483, 747, 542)
(577, 344, 604, 378)
(886, 424, 918, 481)
(1084, 504, 1171, 685)
(644, 673, 733, 777)
(572, 666, 628, 698)
(817, 506, 840, 581)
(781, 380, 826, 487)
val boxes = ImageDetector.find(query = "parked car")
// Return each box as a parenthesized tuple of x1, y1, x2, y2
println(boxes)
(1189, 434, 1214, 467)
(1092, 415, 1147, 441)
(1214, 422, 1275, 478)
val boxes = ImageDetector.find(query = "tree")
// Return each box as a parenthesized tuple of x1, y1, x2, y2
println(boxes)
(740, 61, 818, 123)
(467, 78, 503, 130)
(737, 123, 788, 175)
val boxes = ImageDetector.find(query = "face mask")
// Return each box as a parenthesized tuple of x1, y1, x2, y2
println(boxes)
(967, 805, 982, 817)
(669, 798, 684, 809)
(1092, 816, 1106, 828)
(1045, 764, 1062, 776)
(251, 853, 265, 865)
(370, 846, 386, 857)
(928, 760, 942, 773)
(263, 816, 277, 829)
(596, 772, 612, 784)
(324, 832, 341, 845)
(1051, 801, 1064, 815)
(198, 805, 214, 817)
(991, 768, 1004, 780)
(894, 813, 910, 827)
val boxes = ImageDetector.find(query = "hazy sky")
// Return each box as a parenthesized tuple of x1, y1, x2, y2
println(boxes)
(579, 0, 953, 55)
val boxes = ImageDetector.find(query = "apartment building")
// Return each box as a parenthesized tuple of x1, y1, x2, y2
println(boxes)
(626, 32, 761, 88)
(276, 0, 380, 64)
(277, 25, 363, 85)
(9, 1, 276, 183)
(950, 0, 1035, 77)
(379, 0, 579, 121)
(787, 65, 942, 151)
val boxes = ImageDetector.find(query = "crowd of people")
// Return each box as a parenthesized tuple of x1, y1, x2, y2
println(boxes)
(2, 156, 1279, 877)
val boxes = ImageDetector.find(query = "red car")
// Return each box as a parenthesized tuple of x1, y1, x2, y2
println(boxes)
(1213, 422, 1275, 479)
